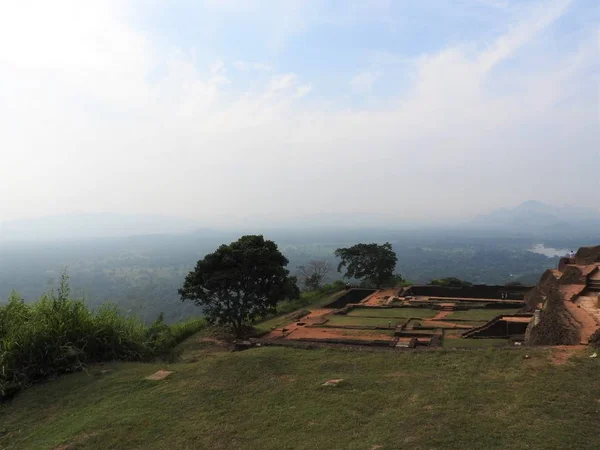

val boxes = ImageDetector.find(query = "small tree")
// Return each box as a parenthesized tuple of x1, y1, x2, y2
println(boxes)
(56, 268, 70, 302)
(334, 242, 398, 288)
(297, 260, 331, 291)
(179, 235, 299, 338)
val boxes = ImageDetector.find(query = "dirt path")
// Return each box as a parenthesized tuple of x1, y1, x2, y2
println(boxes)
(431, 311, 452, 320)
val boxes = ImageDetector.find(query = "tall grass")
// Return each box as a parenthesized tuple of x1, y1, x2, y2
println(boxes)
(0, 284, 205, 400)
(170, 317, 207, 343)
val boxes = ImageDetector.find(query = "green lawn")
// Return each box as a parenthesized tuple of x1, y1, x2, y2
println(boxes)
(325, 315, 403, 328)
(409, 320, 458, 329)
(445, 308, 522, 322)
(347, 307, 438, 319)
(443, 329, 465, 337)
(1, 336, 599, 449)
(442, 338, 510, 348)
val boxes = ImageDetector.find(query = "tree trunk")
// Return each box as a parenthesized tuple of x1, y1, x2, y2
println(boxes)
(232, 317, 245, 339)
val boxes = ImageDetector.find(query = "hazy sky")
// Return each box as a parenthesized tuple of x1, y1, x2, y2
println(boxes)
(1, 0, 598, 226)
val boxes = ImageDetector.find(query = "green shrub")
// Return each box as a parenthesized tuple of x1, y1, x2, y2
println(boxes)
(0, 286, 206, 400)
(170, 317, 207, 343)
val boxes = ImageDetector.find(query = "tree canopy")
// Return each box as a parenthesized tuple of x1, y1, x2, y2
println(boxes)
(179, 235, 299, 337)
(334, 242, 398, 288)
(430, 277, 472, 287)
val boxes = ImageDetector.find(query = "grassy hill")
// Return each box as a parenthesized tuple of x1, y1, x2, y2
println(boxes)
(1, 333, 599, 449)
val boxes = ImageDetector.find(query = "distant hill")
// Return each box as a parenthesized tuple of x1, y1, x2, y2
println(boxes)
(470, 201, 600, 234)
(0, 213, 201, 241)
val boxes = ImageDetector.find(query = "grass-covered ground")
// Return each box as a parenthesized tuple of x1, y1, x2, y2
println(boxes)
(445, 308, 521, 321)
(442, 338, 509, 348)
(1, 333, 599, 450)
(348, 307, 438, 319)
(326, 315, 403, 328)
(409, 320, 458, 329)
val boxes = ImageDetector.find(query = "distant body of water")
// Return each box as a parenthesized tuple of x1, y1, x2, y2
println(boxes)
(529, 244, 570, 258)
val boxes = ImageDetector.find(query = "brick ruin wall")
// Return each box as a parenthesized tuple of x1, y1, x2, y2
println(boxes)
(526, 288, 580, 346)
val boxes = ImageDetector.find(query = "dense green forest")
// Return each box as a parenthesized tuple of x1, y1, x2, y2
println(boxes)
(0, 228, 583, 323)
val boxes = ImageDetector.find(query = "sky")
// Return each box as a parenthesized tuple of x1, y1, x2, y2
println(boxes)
(0, 0, 598, 227)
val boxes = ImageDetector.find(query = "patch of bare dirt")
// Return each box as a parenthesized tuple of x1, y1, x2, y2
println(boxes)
(282, 326, 393, 342)
(432, 311, 452, 320)
(549, 345, 585, 366)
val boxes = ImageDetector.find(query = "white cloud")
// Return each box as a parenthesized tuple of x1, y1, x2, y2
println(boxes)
(209, 59, 230, 85)
(473, 0, 511, 9)
(350, 71, 381, 94)
(0, 0, 597, 226)
(294, 84, 313, 99)
(477, 0, 574, 72)
(233, 60, 273, 72)
(268, 73, 298, 91)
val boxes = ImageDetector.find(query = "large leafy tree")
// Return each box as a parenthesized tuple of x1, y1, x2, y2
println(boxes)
(334, 242, 398, 288)
(179, 235, 299, 337)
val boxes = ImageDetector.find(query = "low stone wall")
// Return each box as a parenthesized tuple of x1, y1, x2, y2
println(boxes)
(575, 246, 600, 265)
(324, 289, 377, 308)
(402, 284, 531, 300)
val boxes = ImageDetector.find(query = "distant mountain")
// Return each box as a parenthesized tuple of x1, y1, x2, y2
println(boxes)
(0, 213, 201, 241)
(470, 201, 600, 233)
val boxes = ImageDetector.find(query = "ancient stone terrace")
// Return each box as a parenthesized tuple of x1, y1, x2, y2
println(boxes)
(261, 283, 532, 349)
(526, 245, 600, 346)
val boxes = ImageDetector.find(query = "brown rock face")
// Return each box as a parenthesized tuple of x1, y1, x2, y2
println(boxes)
(527, 288, 580, 346)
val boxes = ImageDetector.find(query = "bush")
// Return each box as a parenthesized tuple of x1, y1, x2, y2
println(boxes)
(170, 317, 207, 343)
(0, 289, 206, 400)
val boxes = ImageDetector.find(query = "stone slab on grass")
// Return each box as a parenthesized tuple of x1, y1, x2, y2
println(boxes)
(145, 370, 174, 381)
